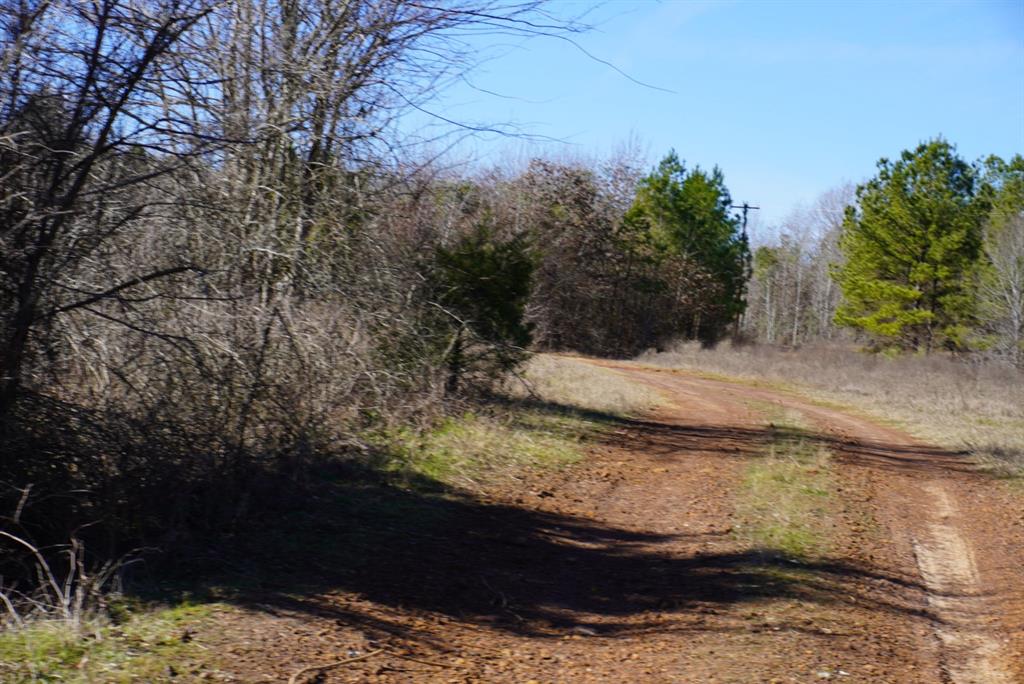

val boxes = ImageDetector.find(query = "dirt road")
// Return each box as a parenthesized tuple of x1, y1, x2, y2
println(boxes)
(210, 359, 1024, 683)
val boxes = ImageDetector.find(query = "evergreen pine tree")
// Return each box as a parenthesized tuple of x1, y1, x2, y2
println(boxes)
(624, 151, 750, 341)
(835, 139, 987, 352)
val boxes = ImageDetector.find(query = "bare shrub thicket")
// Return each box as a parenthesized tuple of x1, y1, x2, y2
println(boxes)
(0, 0, 586, 603)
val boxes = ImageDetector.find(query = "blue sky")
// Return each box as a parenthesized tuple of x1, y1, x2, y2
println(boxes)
(408, 0, 1023, 229)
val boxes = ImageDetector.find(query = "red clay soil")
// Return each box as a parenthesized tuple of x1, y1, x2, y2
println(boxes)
(197, 359, 1024, 684)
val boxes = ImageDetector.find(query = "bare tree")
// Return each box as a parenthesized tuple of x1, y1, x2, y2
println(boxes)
(0, 0, 594, 591)
(742, 184, 853, 346)
(979, 211, 1024, 367)
(0, 0, 585, 415)
(0, 0, 219, 414)
(804, 183, 852, 341)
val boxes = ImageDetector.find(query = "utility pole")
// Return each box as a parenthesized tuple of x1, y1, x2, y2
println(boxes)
(731, 202, 760, 240)
(730, 202, 759, 341)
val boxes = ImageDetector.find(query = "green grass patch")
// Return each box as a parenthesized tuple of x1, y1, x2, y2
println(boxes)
(379, 409, 589, 490)
(0, 602, 221, 683)
(736, 431, 835, 561)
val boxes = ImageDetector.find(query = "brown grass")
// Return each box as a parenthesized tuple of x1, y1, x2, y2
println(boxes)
(517, 354, 668, 417)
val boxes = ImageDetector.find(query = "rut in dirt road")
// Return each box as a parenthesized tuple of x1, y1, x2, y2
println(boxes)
(913, 482, 1013, 684)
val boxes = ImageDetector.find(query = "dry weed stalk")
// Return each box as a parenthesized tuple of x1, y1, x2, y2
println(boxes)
(0, 531, 138, 633)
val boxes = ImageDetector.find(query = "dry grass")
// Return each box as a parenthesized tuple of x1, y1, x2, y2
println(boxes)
(517, 354, 668, 416)
(639, 342, 1024, 478)
(384, 354, 666, 491)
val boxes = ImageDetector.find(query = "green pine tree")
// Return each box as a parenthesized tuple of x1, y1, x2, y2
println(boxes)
(624, 151, 750, 341)
(431, 226, 534, 393)
(834, 139, 988, 352)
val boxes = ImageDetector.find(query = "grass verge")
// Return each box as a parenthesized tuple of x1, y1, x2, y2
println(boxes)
(381, 410, 587, 491)
(383, 354, 665, 491)
(0, 602, 222, 683)
(519, 354, 668, 417)
(972, 445, 1024, 481)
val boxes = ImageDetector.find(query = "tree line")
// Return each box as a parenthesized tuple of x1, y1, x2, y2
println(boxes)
(743, 139, 1023, 368)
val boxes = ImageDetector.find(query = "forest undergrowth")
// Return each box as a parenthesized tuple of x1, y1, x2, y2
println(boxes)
(0, 356, 660, 682)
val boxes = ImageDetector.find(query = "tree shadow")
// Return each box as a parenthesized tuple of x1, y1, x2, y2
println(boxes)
(497, 393, 975, 476)
(152, 394, 980, 646)
(169, 469, 939, 648)
(4, 388, 973, 649)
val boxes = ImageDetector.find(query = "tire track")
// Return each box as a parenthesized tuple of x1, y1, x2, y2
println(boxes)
(913, 482, 1012, 684)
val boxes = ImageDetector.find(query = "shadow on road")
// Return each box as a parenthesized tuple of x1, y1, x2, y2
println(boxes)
(172, 398, 960, 646)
